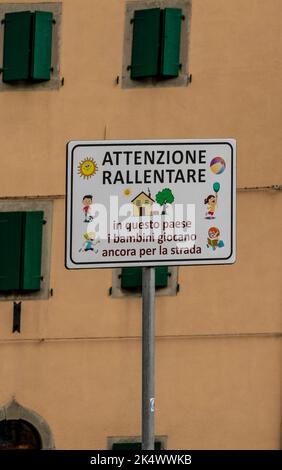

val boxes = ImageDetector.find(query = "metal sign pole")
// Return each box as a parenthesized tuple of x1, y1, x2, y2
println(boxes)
(142, 266, 155, 450)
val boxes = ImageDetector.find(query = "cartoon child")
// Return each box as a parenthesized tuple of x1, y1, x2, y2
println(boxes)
(207, 227, 224, 250)
(80, 232, 100, 253)
(82, 195, 93, 222)
(204, 194, 217, 219)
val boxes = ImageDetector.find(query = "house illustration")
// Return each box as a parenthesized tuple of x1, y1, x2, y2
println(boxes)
(131, 190, 155, 217)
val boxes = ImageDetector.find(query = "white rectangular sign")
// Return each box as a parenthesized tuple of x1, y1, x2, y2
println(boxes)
(66, 139, 236, 269)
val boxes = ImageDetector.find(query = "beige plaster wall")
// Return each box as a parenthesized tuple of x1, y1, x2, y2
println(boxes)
(0, 0, 281, 449)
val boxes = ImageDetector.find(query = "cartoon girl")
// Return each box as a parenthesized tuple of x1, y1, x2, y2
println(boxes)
(204, 194, 217, 219)
(207, 227, 224, 250)
(79, 232, 100, 253)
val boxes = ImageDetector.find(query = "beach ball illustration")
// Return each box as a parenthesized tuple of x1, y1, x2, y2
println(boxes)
(210, 156, 226, 175)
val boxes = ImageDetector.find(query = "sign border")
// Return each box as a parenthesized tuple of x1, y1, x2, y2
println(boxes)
(65, 140, 236, 269)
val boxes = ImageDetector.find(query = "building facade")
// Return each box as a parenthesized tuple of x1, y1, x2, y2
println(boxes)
(0, 0, 281, 449)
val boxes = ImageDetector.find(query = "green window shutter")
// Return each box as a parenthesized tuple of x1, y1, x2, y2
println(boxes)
(160, 8, 182, 77)
(3, 11, 32, 82)
(31, 11, 53, 80)
(0, 212, 23, 290)
(112, 442, 141, 451)
(121, 267, 169, 290)
(112, 441, 162, 450)
(22, 211, 44, 291)
(131, 8, 161, 79)
(155, 266, 169, 288)
(121, 267, 142, 289)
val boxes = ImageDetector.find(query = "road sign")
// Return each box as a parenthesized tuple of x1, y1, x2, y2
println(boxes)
(66, 139, 236, 268)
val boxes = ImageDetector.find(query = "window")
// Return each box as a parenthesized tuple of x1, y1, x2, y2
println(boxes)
(0, 398, 55, 449)
(0, 211, 44, 292)
(108, 436, 166, 450)
(112, 441, 163, 451)
(2, 11, 53, 82)
(0, 197, 52, 300)
(121, 266, 170, 290)
(122, 1, 192, 88)
(0, 419, 41, 449)
(110, 266, 179, 298)
(0, 3, 62, 91)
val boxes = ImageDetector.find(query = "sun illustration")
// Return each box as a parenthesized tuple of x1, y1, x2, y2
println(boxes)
(123, 188, 132, 197)
(78, 158, 98, 179)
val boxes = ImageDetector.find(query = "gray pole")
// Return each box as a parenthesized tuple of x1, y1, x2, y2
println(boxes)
(142, 266, 155, 450)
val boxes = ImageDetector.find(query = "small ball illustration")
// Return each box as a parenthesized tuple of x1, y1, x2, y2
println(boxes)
(210, 157, 226, 175)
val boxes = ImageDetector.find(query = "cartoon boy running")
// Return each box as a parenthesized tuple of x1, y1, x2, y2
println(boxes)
(82, 195, 93, 222)
(80, 232, 100, 253)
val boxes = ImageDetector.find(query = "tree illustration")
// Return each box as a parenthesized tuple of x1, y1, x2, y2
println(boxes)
(155, 188, 175, 215)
